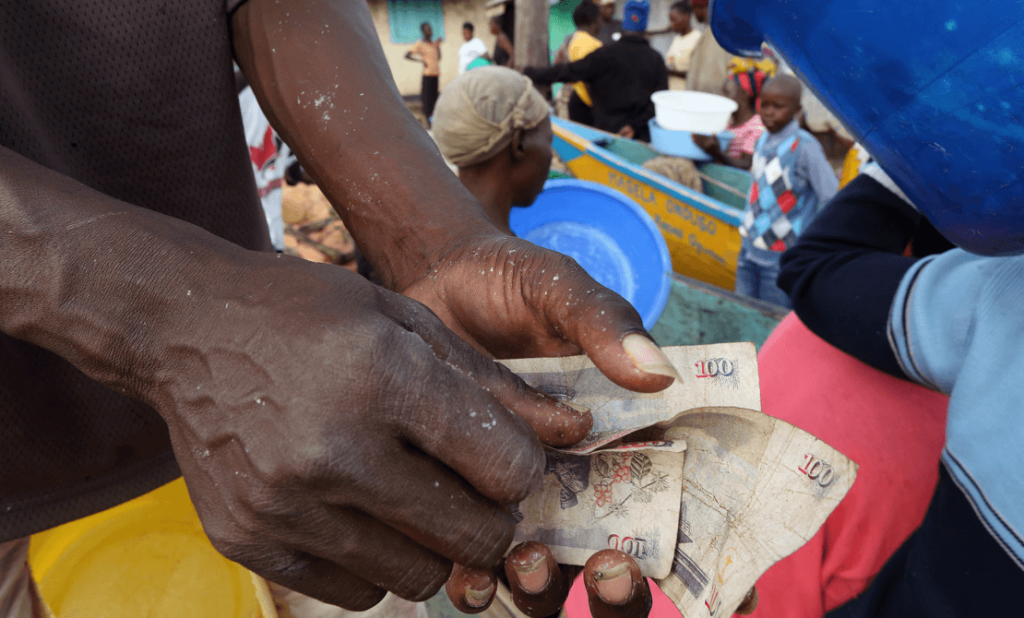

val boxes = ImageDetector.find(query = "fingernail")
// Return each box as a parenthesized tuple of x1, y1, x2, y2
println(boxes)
(593, 561, 633, 604)
(560, 400, 590, 415)
(622, 334, 681, 381)
(465, 583, 495, 608)
(513, 556, 549, 594)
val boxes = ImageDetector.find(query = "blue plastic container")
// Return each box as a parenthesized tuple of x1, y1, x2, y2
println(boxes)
(711, 0, 1024, 255)
(509, 179, 673, 329)
(648, 119, 734, 161)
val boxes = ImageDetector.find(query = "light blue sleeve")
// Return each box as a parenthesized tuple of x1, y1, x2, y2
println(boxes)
(797, 137, 839, 208)
(887, 250, 987, 394)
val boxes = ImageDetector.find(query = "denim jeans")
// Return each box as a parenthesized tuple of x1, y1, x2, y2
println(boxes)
(734, 250, 792, 309)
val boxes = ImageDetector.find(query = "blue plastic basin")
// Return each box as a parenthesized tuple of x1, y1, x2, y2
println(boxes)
(648, 119, 734, 161)
(711, 0, 1024, 255)
(510, 179, 673, 329)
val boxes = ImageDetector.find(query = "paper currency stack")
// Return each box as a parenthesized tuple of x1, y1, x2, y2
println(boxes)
(502, 343, 858, 618)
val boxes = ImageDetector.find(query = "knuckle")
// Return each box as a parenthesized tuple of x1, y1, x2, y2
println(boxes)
(207, 529, 259, 566)
(390, 556, 452, 602)
(481, 434, 544, 504)
(452, 507, 517, 567)
(336, 586, 388, 612)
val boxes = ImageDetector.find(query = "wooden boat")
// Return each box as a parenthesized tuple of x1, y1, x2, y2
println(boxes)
(550, 117, 747, 290)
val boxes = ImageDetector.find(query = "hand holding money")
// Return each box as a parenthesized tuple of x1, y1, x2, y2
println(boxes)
(447, 344, 857, 618)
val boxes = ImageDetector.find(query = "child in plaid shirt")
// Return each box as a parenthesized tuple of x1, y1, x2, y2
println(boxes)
(737, 75, 837, 307)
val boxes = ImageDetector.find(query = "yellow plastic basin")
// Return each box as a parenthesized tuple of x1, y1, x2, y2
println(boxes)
(29, 478, 276, 618)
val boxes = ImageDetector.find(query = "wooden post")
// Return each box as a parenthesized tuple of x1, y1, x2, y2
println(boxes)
(514, 0, 549, 70)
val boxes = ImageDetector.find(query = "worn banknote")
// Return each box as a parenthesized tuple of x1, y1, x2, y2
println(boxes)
(503, 344, 857, 612)
(654, 407, 857, 618)
(502, 342, 761, 453)
(504, 343, 761, 579)
(512, 448, 685, 578)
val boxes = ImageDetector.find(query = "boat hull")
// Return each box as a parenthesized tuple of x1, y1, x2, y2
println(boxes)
(551, 117, 743, 290)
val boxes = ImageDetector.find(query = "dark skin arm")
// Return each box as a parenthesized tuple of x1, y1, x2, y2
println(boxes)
(693, 134, 753, 169)
(526, 52, 602, 86)
(232, 0, 675, 612)
(0, 2, 672, 617)
(497, 32, 514, 66)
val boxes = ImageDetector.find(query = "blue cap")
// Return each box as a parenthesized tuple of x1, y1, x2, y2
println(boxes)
(622, 0, 650, 32)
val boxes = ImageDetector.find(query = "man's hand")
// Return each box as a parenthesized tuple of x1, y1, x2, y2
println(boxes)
(150, 253, 604, 609)
(617, 125, 636, 140)
(401, 235, 681, 394)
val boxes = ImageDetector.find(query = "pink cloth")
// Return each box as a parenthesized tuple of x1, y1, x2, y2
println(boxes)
(726, 114, 765, 158)
(565, 313, 948, 618)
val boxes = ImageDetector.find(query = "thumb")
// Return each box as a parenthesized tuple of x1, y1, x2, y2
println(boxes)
(538, 261, 680, 394)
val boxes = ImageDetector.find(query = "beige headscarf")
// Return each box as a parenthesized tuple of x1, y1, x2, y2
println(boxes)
(432, 66, 550, 168)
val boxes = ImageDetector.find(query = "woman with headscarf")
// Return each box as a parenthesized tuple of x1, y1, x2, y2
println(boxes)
(432, 66, 552, 234)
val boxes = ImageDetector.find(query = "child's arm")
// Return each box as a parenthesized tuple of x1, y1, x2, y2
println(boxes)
(692, 135, 752, 169)
(778, 172, 920, 377)
(801, 137, 840, 207)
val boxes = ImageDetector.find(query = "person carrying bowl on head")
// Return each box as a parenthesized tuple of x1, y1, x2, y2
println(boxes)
(734, 75, 837, 308)
(525, 0, 667, 142)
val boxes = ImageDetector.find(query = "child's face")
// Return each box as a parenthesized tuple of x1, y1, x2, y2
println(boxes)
(759, 90, 800, 133)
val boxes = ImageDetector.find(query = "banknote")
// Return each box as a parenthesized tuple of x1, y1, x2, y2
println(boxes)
(502, 342, 762, 453)
(503, 345, 857, 615)
(511, 448, 686, 579)
(655, 407, 858, 618)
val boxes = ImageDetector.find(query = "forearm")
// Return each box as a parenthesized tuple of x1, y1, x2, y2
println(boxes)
(709, 149, 751, 169)
(525, 62, 588, 85)
(778, 174, 919, 377)
(0, 146, 250, 404)
(232, 0, 496, 291)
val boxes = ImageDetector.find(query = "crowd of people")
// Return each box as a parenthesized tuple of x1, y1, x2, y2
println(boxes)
(3, 1, 1021, 618)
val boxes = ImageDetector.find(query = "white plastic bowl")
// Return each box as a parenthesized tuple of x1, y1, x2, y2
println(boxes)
(651, 91, 739, 134)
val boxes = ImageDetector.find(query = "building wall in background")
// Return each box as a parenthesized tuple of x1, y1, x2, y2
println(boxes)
(368, 0, 496, 96)
(369, 0, 678, 98)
